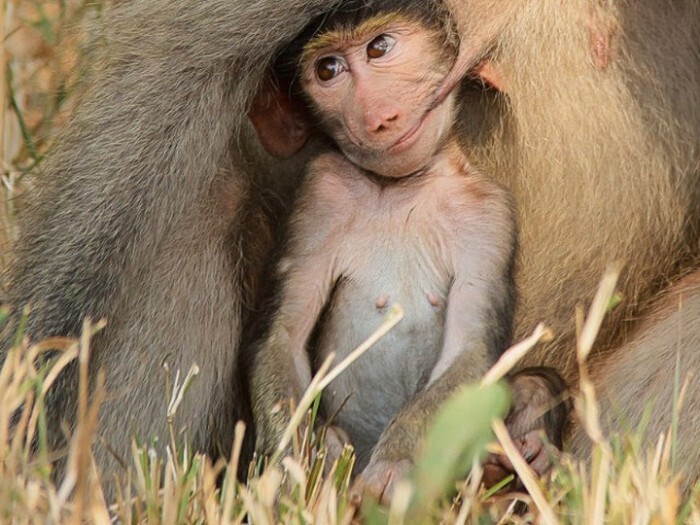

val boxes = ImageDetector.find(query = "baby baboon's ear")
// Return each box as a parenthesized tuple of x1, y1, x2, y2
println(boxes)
(249, 75, 311, 159)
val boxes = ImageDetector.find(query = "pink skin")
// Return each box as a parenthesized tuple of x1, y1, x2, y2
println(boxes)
(350, 460, 411, 506)
(300, 21, 456, 178)
(268, 141, 517, 503)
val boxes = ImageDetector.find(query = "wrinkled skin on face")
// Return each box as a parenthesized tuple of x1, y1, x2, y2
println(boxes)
(299, 17, 457, 178)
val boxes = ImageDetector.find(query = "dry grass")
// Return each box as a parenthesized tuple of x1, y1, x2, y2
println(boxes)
(1, 0, 101, 268)
(2, 3, 700, 523)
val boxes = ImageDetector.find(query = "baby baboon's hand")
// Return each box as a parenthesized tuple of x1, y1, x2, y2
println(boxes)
(350, 459, 412, 505)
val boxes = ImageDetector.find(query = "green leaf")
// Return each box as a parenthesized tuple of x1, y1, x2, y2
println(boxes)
(409, 382, 510, 516)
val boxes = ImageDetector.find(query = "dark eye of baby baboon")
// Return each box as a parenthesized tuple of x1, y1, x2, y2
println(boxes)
(316, 56, 343, 81)
(366, 34, 394, 59)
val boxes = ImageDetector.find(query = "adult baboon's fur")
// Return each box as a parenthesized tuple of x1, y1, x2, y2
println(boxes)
(3, 0, 700, 489)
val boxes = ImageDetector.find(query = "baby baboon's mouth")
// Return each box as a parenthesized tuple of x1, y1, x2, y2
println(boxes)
(389, 114, 427, 154)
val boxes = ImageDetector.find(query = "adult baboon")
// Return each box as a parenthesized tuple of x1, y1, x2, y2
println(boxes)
(3, 0, 700, 492)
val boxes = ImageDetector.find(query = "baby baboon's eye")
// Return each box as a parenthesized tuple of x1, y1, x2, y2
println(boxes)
(366, 34, 395, 59)
(315, 56, 346, 81)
